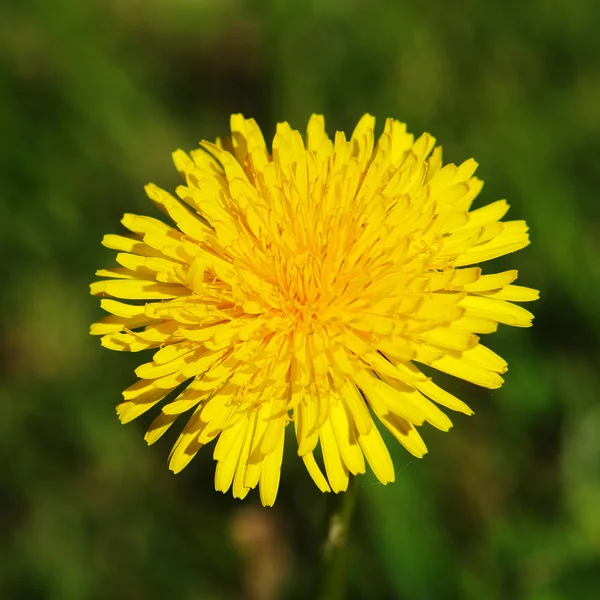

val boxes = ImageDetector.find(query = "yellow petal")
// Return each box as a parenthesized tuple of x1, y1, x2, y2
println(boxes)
(358, 423, 395, 484)
(90, 279, 187, 300)
(214, 419, 247, 493)
(258, 425, 286, 507)
(301, 452, 331, 493)
(426, 354, 504, 389)
(377, 412, 428, 458)
(474, 285, 539, 302)
(319, 419, 349, 493)
(460, 295, 535, 327)
(464, 270, 518, 292)
(329, 399, 365, 475)
(145, 412, 178, 445)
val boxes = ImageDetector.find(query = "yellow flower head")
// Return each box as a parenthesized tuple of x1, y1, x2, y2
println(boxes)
(91, 114, 538, 506)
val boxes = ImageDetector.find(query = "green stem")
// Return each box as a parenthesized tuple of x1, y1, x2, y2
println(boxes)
(318, 477, 357, 600)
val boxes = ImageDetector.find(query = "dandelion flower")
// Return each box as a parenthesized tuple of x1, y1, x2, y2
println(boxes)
(90, 114, 538, 506)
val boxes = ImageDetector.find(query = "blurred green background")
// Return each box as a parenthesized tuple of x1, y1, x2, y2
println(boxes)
(2, 0, 599, 598)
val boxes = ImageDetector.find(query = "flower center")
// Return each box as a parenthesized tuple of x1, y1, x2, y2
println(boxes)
(276, 251, 323, 317)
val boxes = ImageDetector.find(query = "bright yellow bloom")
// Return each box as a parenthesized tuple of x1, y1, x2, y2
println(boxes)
(90, 114, 538, 506)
